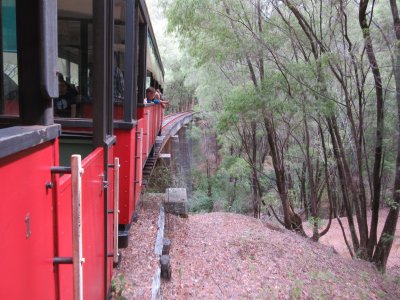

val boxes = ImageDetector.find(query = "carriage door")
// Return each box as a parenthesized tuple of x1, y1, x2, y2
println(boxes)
(55, 1, 115, 299)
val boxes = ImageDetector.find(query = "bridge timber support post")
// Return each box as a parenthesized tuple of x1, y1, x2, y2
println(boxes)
(178, 125, 192, 200)
(170, 135, 181, 187)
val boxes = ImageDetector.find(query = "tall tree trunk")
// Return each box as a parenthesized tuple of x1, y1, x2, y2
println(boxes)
(251, 121, 260, 218)
(283, 0, 373, 255)
(317, 123, 334, 239)
(282, 0, 362, 243)
(373, 0, 400, 272)
(304, 115, 319, 241)
(206, 158, 212, 198)
(252, 171, 260, 218)
(227, 146, 236, 208)
(358, 0, 385, 259)
(337, 2, 370, 252)
(299, 162, 308, 218)
(264, 116, 304, 232)
(327, 117, 360, 252)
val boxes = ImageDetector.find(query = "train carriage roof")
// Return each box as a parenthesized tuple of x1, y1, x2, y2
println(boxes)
(140, 0, 165, 84)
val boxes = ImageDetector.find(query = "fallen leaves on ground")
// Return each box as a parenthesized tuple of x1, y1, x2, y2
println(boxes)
(112, 193, 163, 299)
(113, 194, 400, 299)
(162, 212, 400, 300)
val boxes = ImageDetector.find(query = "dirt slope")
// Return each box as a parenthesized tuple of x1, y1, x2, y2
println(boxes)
(302, 209, 400, 271)
(112, 195, 400, 299)
(162, 212, 400, 299)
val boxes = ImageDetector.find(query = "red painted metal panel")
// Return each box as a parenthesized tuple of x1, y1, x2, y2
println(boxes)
(156, 105, 161, 135)
(154, 105, 158, 140)
(143, 107, 149, 163)
(135, 119, 144, 206)
(153, 106, 157, 139)
(161, 105, 165, 132)
(0, 142, 57, 299)
(81, 148, 106, 300)
(57, 148, 106, 300)
(115, 104, 164, 223)
(137, 106, 144, 119)
(152, 105, 156, 145)
(134, 105, 164, 208)
(114, 128, 137, 224)
(56, 173, 73, 299)
(161, 105, 165, 128)
(149, 106, 154, 149)
(107, 147, 115, 292)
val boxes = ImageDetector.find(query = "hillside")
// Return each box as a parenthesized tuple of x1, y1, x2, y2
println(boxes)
(113, 194, 400, 299)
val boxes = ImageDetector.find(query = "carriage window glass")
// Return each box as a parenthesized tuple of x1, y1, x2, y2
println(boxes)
(146, 74, 151, 89)
(57, 0, 93, 119)
(113, 0, 126, 120)
(1, 0, 19, 117)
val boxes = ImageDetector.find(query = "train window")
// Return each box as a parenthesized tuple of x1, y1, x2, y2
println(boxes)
(57, 58, 80, 87)
(113, 0, 126, 121)
(0, 0, 19, 117)
(137, 20, 147, 105)
(146, 73, 151, 89)
(57, 0, 93, 120)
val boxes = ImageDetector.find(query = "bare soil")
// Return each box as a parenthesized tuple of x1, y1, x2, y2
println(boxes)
(303, 209, 400, 272)
(113, 194, 400, 299)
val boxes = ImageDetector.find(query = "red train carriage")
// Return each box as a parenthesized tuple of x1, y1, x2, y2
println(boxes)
(0, 0, 165, 299)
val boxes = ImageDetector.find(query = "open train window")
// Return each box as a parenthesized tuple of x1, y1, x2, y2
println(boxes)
(136, 3, 165, 108)
(57, 1, 93, 120)
(0, 0, 19, 117)
(146, 31, 164, 91)
(0, 0, 59, 158)
(113, 0, 126, 121)
(57, 0, 115, 148)
(111, 0, 140, 125)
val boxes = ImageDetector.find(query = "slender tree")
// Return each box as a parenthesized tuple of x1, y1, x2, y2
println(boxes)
(373, 0, 400, 272)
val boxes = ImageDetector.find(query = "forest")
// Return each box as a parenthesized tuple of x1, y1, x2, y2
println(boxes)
(153, 0, 400, 273)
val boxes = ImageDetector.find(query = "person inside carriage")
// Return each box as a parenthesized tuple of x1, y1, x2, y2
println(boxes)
(144, 86, 156, 104)
(145, 86, 169, 107)
(54, 73, 79, 118)
(154, 90, 169, 108)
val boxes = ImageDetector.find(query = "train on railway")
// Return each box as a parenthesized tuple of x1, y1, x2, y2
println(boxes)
(0, 0, 167, 299)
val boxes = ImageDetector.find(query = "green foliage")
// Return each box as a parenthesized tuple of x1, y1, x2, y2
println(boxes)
(263, 192, 280, 207)
(111, 274, 127, 300)
(307, 216, 325, 230)
(163, 51, 198, 112)
(189, 166, 252, 214)
(160, 1, 400, 273)
(384, 196, 399, 210)
(219, 156, 251, 180)
(288, 189, 301, 208)
(216, 85, 264, 133)
(189, 190, 214, 213)
(187, 124, 202, 142)
(376, 289, 387, 299)
(289, 279, 304, 299)
(147, 165, 173, 193)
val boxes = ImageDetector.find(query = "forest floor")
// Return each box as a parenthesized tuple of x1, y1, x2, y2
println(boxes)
(302, 209, 400, 271)
(112, 193, 400, 299)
